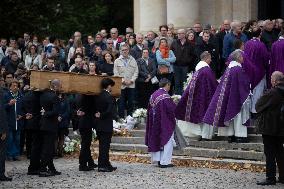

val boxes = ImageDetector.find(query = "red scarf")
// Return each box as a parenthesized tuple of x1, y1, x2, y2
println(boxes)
(159, 45, 169, 58)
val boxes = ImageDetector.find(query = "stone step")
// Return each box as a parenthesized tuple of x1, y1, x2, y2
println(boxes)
(182, 147, 265, 161)
(110, 143, 148, 153)
(106, 151, 265, 168)
(129, 129, 146, 137)
(112, 137, 145, 144)
(110, 143, 265, 161)
(188, 140, 263, 152)
(112, 137, 263, 152)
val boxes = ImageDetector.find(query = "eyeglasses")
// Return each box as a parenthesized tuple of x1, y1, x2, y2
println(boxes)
(161, 30, 167, 32)
(111, 33, 117, 35)
(108, 42, 113, 44)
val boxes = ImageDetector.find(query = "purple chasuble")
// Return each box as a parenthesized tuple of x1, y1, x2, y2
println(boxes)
(226, 50, 257, 90)
(175, 66, 218, 124)
(244, 39, 270, 89)
(203, 63, 250, 127)
(145, 88, 176, 152)
(269, 38, 284, 87)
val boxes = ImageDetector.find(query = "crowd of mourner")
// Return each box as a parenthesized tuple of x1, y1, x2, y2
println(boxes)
(0, 18, 284, 185)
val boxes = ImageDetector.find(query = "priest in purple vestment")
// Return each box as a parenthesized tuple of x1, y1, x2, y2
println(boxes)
(175, 51, 218, 140)
(244, 28, 269, 113)
(269, 28, 284, 88)
(203, 50, 251, 143)
(145, 78, 176, 168)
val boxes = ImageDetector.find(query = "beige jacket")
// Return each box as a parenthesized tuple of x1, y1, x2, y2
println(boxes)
(114, 55, 139, 89)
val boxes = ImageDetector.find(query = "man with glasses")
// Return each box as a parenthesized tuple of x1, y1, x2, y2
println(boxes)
(103, 38, 119, 59)
(154, 25, 173, 49)
(110, 28, 122, 50)
(114, 44, 138, 118)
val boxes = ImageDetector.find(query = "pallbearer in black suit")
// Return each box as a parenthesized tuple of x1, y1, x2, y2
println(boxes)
(0, 88, 12, 181)
(38, 79, 61, 177)
(23, 90, 42, 175)
(95, 78, 117, 172)
(77, 94, 97, 171)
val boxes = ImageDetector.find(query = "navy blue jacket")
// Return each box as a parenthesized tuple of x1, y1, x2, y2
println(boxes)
(4, 90, 24, 130)
(222, 32, 248, 59)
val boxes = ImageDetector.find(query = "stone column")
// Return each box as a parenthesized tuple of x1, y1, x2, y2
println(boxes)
(134, 0, 167, 33)
(232, 0, 258, 22)
(166, 0, 199, 28)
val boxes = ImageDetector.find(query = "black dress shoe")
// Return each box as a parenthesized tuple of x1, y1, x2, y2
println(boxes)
(109, 166, 117, 171)
(278, 179, 284, 184)
(50, 170, 61, 175)
(27, 170, 39, 175)
(0, 176, 12, 181)
(235, 137, 248, 143)
(39, 171, 55, 177)
(79, 166, 93, 171)
(257, 179, 276, 185)
(98, 167, 113, 172)
(159, 164, 175, 168)
(228, 136, 236, 143)
(88, 163, 98, 170)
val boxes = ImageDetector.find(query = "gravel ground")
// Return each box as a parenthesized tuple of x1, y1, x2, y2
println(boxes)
(2, 158, 283, 189)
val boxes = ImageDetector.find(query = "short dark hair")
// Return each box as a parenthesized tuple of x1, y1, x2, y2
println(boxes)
(233, 39, 244, 50)
(159, 25, 168, 31)
(159, 78, 171, 88)
(101, 78, 115, 89)
(251, 28, 261, 38)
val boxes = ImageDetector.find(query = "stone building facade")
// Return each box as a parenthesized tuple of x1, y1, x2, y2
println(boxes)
(133, 0, 259, 32)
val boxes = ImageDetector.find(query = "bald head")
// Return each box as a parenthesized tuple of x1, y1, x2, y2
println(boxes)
(271, 71, 284, 87)
(50, 79, 61, 91)
(223, 20, 231, 31)
(264, 20, 274, 31)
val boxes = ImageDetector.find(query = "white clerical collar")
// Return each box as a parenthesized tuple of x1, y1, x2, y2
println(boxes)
(195, 61, 209, 71)
(228, 61, 242, 68)
(279, 36, 284, 39)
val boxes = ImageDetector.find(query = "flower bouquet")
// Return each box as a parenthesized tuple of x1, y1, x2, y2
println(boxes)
(171, 95, 181, 104)
(132, 108, 147, 124)
(64, 138, 80, 154)
(183, 72, 194, 90)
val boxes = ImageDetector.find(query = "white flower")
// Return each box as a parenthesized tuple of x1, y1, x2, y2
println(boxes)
(171, 95, 181, 104)
(183, 72, 194, 90)
(132, 108, 147, 118)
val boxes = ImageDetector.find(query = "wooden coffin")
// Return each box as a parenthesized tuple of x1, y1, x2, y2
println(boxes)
(30, 70, 122, 97)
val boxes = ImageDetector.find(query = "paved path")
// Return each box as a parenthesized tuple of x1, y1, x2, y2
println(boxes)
(2, 158, 283, 189)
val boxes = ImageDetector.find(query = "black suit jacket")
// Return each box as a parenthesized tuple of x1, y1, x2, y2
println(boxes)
(0, 89, 8, 134)
(22, 91, 41, 130)
(40, 90, 60, 132)
(77, 95, 96, 130)
(95, 90, 115, 133)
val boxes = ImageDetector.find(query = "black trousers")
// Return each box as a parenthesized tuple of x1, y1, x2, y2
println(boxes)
(262, 135, 284, 180)
(39, 131, 56, 172)
(97, 131, 112, 168)
(79, 128, 94, 167)
(28, 130, 41, 172)
(0, 134, 7, 177)
(137, 82, 154, 109)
